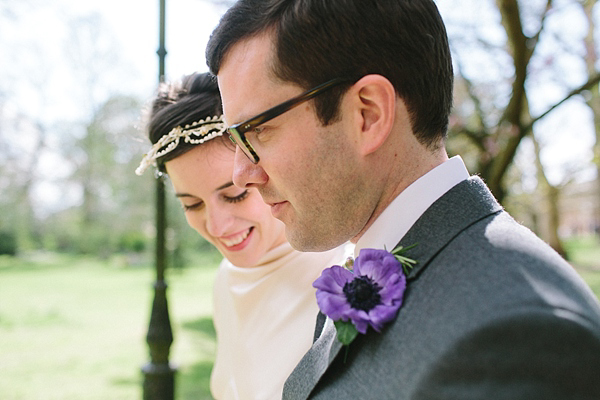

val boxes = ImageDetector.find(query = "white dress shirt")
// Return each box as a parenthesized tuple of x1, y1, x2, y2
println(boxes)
(354, 155, 470, 257)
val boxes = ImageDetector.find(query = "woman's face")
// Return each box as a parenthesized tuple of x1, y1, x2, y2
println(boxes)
(165, 142, 286, 267)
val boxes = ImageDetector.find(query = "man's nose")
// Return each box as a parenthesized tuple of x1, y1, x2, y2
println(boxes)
(232, 146, 268, 188)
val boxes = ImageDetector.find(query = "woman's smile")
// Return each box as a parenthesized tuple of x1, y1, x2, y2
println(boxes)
(166, 143, 286, 268)
(220, 227, 253, 249)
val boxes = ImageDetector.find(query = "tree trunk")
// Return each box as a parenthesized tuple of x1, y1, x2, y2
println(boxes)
(582, 0, 600, 222)
(531, 133, 567, 258)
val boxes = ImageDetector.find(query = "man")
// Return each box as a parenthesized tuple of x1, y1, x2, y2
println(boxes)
(206, 0, 600, 398)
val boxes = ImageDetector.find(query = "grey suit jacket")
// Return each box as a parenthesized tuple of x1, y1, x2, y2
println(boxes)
(283, 177, 600, 400)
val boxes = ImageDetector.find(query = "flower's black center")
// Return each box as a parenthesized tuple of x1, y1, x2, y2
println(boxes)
(343, 276, 381, 312)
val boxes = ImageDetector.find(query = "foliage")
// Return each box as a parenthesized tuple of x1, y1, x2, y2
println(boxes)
(0, 251, 219, 400)
(447, 0, 600, 202)
(0, 84, 209, 264)
(119, 231, 147, 253)
(0, 231, 17, 255)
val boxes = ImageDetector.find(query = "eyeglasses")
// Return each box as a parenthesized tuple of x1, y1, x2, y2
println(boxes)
(227, 77, 351, 164)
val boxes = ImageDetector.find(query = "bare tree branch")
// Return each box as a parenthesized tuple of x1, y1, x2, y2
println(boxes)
(496, 0, 530, 126)
(450, 126, 488, 152)
(522, 72, 600, 134)
(529, 0, 554, 48)
(453, 54, 488, 134)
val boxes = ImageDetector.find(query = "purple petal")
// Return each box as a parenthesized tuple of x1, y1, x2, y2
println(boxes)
(378, 274, 406, 305)
(367, 304, 401, 332)
(355, 259, 379, 279)
(316, 292, 351, 320)
(353, 249, 383, 276)
(318, 247, 411, 336)
(313, 266, 354, 320)
(313, 265, 353, 294)
(354, 249, 402, 285)
(355, 248, 384, 263)
(378, 254, 402, 278)
(346, 308, 371, 334)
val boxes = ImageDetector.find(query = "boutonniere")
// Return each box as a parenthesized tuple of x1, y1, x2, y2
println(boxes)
(313, 244, 417, 347)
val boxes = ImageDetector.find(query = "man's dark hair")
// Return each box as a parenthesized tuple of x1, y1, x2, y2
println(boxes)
(206, 0, 453, 148)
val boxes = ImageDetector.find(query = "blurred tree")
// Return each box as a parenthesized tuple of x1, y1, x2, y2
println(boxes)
(0, 0, 56, 252)
(206, 0, 236, 6)
(65, 95, 148, 255)
(40, 13, 151, 256)
(532, 133, 568, 257)
(0, 2, 214, 262)
(446, 0, 600, 253)
(448, 0, 600, 203)
(0, 7, 152, 257)
(581, 0, 600, 215)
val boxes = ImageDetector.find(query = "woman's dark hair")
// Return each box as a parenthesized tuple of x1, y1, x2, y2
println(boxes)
(206, 0, 453, 149)
(147, 71, 227, 172)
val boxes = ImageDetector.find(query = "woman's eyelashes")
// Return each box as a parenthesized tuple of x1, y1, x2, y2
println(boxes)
(224, 190, 249, 204)
(183, 201, 204, 212)
(181, 190, 249, 212)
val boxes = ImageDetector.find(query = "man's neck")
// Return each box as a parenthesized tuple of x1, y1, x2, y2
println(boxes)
(352, 155, 469, 256)
(351, 147, 449, 244)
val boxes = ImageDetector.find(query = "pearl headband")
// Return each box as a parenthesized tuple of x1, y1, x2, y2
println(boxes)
(136, 115, 226, 176)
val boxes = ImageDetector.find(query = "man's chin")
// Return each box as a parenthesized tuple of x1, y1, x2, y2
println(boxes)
(285, 225, 344, 253)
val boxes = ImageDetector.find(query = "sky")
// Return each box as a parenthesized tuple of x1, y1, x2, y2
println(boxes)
(1, 0, 227, 120)
(1, 0, 597, 214)
(1, 0, 229, 215)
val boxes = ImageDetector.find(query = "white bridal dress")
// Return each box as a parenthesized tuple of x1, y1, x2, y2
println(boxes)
(210, 241, 348, 400)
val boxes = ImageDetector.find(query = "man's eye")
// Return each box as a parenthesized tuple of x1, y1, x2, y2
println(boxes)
(247, 126, 266, 143)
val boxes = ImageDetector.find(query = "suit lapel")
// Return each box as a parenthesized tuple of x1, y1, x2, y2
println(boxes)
(399, 176, 503, 282)
(313, 312, 327, 343)
(283, 317, 343, 399)
(284, 177, 502, 399)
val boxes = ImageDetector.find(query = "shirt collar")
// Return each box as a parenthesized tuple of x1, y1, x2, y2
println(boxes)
(354, 155, 469, 257)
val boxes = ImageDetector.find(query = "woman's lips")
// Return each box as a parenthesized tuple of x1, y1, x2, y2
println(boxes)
(220, 227, 253, 249)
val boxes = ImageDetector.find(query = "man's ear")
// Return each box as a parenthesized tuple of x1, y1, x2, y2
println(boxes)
(349, 74, 396, 156)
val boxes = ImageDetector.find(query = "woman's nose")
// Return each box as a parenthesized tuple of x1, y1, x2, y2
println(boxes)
(205, 204, 234, 237)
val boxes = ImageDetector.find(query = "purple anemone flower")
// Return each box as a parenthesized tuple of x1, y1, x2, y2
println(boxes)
(313, 248, 407, 334)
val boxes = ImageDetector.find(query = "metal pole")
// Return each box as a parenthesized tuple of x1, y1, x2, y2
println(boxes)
(142, 0, 176, 398)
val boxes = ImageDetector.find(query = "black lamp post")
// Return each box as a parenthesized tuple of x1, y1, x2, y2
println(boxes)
(142, 0, 176, 398)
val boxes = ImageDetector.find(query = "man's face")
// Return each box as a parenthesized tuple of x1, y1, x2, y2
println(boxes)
(218, 33, 370, 251)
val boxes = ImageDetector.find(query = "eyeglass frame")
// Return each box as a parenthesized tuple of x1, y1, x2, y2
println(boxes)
(227, 77, 353, 164)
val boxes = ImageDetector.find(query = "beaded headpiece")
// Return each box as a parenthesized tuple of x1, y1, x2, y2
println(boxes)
(135, 115, 227, 176)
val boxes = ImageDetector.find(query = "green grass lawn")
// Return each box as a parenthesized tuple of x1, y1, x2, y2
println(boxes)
(1, 239, 599, 400)
(0, 250, 220, 400)
(564, 234, 600, 270)
(564, 235, 600, 298)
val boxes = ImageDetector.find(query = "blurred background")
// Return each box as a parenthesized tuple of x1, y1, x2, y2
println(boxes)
(1, 0, 600, 399)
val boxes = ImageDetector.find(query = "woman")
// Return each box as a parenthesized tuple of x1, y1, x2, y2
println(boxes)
(136, 72, 347, 399)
